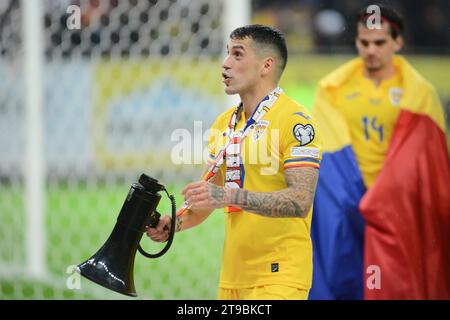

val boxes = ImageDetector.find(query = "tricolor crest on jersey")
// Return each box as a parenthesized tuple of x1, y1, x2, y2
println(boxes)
(389, 87, 403, 106)
(252, 120, 269, 141)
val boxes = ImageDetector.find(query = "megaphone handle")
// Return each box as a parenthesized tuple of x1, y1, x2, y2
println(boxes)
(146, 211, 170, 231)
(138, 190, 176, 259)
(147, 211, 161, 229)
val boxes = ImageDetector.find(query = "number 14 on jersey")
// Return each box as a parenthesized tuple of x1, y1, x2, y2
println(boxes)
(362, 116, 384, 142)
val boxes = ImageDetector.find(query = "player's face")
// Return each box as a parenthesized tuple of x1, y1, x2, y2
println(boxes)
(356, 22, 403, 72)
(222, 37, 264, 95)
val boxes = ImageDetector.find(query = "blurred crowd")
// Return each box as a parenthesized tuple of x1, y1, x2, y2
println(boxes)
(1, 0, 448, 58)
(253, 0, 450, 54)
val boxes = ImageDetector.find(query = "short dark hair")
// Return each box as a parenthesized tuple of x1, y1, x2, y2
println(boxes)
(356, 4, 404, 39)
(230, 24, 288, 76)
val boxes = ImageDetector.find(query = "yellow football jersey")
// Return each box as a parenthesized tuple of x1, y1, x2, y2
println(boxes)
(207, 92, 322, 290)
(334, 66, 402, 188)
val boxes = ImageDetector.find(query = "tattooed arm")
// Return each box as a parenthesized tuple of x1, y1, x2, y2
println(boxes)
(231, 167, 318, 218)
(146, 163, 223, 242)
(185, 167, 319, 218)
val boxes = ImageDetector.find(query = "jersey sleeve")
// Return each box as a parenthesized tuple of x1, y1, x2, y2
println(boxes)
(281, 110, 323, 170)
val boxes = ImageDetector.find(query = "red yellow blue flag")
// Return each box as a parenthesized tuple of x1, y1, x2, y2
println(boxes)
(310, 56, 450, 299)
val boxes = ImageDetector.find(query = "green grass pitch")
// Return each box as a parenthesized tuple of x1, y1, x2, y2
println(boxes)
(0, 182, 225, 299)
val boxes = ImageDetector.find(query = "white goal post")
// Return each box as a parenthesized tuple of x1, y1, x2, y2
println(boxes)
(23, 0, 46, 279)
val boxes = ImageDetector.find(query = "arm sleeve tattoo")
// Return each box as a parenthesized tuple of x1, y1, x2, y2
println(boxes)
(228, 167, 319, 218)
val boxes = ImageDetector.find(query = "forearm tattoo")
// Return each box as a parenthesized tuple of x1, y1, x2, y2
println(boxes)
(211, 184, 226, 202)
(175, 216, 183, 232)
(207, 183, 228, 207)
(230, 167, 319, 218)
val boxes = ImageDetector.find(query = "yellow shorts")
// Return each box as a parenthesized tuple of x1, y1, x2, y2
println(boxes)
(218, 285, 309, 300)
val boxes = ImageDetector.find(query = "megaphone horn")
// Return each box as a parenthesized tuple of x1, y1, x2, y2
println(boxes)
(76, 174, 176, 297)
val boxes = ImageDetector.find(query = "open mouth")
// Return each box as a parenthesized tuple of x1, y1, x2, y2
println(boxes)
(222, 73, 231, 84)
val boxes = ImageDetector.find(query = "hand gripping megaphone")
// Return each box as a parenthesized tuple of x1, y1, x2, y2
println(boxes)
(76, 174, 176, 297)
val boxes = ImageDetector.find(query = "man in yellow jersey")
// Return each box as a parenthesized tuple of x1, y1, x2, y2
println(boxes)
(147, 25, 322, 300)
(311, 4, 449, 299)
(321, 5, 406, 189)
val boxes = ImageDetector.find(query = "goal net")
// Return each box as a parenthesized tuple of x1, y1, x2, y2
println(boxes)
(0, 0, 248, 299)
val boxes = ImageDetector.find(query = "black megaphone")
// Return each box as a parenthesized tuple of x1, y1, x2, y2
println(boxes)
(76, 174, 176, 297)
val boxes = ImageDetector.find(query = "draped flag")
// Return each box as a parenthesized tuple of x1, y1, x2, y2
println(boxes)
(310, 56, 450, 300)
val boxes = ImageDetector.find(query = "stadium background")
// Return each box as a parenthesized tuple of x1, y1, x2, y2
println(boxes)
(0, 0, 448, 299)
